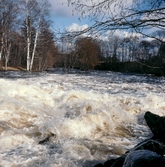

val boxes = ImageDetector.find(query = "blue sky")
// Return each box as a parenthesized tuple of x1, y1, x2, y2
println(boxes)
(48, 0, 142, 36)
(49, 0, 91, 32)
(48, 0, 159, 41)
(48, 0, 140, 40)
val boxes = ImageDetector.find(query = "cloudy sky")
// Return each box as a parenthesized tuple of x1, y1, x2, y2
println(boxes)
(48, 0, 139, 37)
(49, 0, 90, 32)
(48, 0, 156, 41)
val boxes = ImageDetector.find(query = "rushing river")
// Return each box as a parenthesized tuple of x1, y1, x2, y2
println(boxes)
(0, 70, 165, 167)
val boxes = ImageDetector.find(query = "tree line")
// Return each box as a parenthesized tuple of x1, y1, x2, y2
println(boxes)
(54, 33, 165, 76)
(1, 0, 165, 76)
(65, 0, 165, 75)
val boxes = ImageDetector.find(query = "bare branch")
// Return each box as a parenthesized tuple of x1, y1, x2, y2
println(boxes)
(68, 0, 165, 41)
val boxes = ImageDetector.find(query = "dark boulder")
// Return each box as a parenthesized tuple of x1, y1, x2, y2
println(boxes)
(104, 159, 116, 167)
(93, 154, 126, 167)
(128, 138, 165, 156)
(123, 150, 165, 167)
(111, 154, 126, 167)
(93, 138, 165, 167)
(93, 159, 116, 167)
(144, 111, 165, 142)
(93, 163, 103, 167)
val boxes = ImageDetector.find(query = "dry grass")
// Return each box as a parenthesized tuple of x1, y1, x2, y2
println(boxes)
(1, 66, 26, 71)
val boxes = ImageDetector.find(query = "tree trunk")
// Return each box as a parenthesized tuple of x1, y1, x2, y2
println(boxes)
(0, 33, 4, 61)
(0, 33, 4, 70)
(29, 28, 39, 71)
(27, 39, 31, 71)
(5, 43, 11, 71)
(26, 0, 31, 71)
(29, 7, 42, 72)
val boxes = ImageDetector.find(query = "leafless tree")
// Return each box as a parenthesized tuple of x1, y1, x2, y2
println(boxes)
(20, 0, 51, 71)
(0, 0, 19, 70)
(36, 28, 59, 71)
(68, 0, 165, 42)
(75, 37, 100, 70)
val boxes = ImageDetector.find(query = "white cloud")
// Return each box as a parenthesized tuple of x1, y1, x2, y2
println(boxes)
(98, 30, 142, 41)
(66, 24, 143, 41)
(49, 0, 155, 42)
(66, 23, 89, 32)
(114, 30, 142, 39)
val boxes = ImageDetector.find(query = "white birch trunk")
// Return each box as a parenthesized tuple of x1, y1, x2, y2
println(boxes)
(29, 25, 39, 71)
(27, 35, 31, 71)
(26, 0, 31, 71)
(29, 8, 42, 71)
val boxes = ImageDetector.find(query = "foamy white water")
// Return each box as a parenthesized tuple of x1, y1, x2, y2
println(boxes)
(0, 70, 165, 167)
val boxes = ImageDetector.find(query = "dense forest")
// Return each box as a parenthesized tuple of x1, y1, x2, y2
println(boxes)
(1, 0, 165, 76)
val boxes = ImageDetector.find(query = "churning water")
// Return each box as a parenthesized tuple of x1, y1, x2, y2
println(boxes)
(0, 70, 165, 167)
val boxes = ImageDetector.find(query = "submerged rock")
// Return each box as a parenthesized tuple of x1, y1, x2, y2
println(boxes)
(38, 133, 55, 145)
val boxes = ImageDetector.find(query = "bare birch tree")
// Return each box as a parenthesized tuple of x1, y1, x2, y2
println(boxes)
(21, 0, 50, 71)
(0, 0, 18, 70)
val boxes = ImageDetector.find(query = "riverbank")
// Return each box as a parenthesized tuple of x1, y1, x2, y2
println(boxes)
(1, 66, 26, 71)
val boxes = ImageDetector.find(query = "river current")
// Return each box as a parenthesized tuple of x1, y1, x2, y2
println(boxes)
(0, 70, 165, 167)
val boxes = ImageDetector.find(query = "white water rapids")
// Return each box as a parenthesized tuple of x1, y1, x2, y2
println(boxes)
(0, 70, 165, 167)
